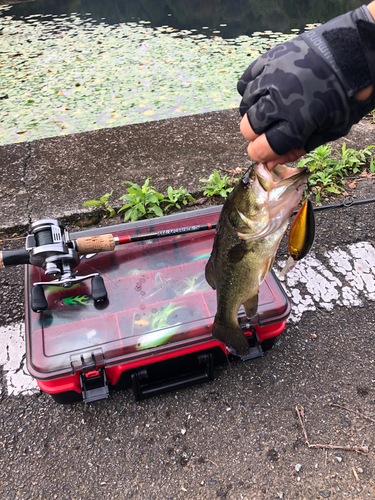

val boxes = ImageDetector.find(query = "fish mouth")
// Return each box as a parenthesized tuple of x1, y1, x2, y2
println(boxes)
(256, 164, 310, 193)
(237, 164, 310, 242)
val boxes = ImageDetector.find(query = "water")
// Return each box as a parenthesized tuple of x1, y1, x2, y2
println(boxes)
(0, 0, 365, 145)
(4, 0, 364, 38)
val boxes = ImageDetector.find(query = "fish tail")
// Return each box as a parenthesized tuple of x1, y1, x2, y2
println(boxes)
(212, 317, 250, 357)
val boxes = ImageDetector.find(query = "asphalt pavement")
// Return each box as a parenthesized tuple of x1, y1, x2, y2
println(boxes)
(1, 112, 375, 500)
(0, 109, 249, 231)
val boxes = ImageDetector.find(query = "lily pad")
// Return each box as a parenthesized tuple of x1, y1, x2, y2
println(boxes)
(0, 8, 302, 145)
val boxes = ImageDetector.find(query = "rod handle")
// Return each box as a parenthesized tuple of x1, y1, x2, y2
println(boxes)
(0, 249, 30, 268)
(75, 234, 115, 254)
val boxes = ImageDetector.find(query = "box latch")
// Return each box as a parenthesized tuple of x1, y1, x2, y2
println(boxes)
(240, 323, 264, 362)
(80, 367, 109, 403)
(78, 352, 109, 403)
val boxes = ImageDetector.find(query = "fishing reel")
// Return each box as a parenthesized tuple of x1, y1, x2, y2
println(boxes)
(1, 219, 119, 313)
(0, 217, 216, 314)
(27, 219, 110, 313)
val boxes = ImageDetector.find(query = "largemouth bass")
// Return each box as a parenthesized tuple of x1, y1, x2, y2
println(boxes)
(205, 163, 310, 358)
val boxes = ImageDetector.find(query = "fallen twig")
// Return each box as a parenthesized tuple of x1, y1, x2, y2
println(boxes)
(187, 197, 208, 207)
(295, 406, 369, 453)
(330, 402, 375, 424)
(218, 166, 243, 179)
(308, 443, 368, 452)
(296, 405, 309, 445)
(352, 467, 360, 482)
(206, 458, 219, 467)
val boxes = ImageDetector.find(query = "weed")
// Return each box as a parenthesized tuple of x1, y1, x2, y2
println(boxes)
(118, 178, 164, 222)
(163, 186, 195, 211)
(298, 143, 375, 204)
(199, 169, 234, 198)
(82, 190, 115, 218)
(334, 143, 375, 176)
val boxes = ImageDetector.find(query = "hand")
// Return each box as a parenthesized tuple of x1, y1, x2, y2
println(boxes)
(240, 114, 306, 170)
(240, 83, 373, 170)
(238, 4, 375, 170)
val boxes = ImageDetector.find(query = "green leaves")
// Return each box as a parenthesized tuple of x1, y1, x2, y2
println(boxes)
(82, 170, 236, 223)
(118, 178, 165, 222)
(298, 143, 375, 204)
(82, 190, 115, 218)
(199, 169, 234, 198)
(164, 186, 195, 211)
(334, 143, 375, 176)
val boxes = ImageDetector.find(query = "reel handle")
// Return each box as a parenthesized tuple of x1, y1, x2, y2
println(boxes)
(31, 285, 48, 312)
(91, 275, 107, 302)
(0, 249, 30, 268)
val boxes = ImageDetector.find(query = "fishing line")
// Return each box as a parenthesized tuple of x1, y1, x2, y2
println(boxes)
(238, 141, 250, 151)
(243, 161, 256, 177)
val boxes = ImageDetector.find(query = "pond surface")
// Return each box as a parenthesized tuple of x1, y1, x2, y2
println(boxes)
(0, 0, 364, 145)
(5, 0, 364, 38)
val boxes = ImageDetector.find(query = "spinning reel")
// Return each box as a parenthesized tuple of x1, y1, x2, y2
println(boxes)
(0, 219, 118, 313)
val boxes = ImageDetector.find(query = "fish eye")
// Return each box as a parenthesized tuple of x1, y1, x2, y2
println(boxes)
(241, 176, 250, 189)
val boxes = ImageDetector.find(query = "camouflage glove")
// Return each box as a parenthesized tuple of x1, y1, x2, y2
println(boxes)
(238, 5, 375, 155)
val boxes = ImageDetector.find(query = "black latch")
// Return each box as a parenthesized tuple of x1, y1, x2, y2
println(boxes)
(80, 367, 109, 403)
(240, 323, 264, 361)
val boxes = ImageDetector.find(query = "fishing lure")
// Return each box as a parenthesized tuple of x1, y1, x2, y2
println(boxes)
(279, 199, 315, 278)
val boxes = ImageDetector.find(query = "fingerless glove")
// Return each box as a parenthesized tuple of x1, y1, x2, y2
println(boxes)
(238, 5, 375, 154)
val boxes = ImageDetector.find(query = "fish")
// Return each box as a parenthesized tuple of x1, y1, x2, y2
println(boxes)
(205, 163, 310, 358)
(279, 198, 315, 278)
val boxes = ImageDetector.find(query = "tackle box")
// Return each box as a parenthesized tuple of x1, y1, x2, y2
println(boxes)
(25, 206, 291, 404)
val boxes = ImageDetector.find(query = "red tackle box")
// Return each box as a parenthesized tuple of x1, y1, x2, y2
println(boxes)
(25, 206, 290, 404)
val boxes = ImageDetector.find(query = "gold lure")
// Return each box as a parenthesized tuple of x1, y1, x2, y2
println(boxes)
(279, 199, 315, 278)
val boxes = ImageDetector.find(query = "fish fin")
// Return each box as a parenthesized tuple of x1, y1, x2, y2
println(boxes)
(243, 294, 258, 318)
(259, 255, 274, 284)
(228, 207, 239, 227)
(212, 317, 250, 357)
(227, 243, 247, 264)
(278, 255, 296, 278)
(205, 257, 216, 290)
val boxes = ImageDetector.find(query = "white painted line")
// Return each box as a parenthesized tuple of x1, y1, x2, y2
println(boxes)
(278, 241, 375, 323)
(1, 241, 375, 397)
(0, 323, 38, 397)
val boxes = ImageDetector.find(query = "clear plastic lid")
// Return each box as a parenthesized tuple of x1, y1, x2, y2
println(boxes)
(26, 206, 289, 379)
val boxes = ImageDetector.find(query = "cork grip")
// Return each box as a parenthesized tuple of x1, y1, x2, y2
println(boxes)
(76, 234, 115, 254)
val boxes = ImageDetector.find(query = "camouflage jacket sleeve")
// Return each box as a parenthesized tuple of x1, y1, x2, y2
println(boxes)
(237, 5, 375, 155)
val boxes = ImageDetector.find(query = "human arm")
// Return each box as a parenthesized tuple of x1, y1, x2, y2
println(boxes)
(239, 1, 375, 169)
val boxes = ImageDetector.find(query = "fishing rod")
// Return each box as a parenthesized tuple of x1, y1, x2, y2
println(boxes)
(0, 194, 373, 311)
(1, 195, 374, 269)
(103, 196, 375, 246)
(0, 219, 219, 312)
(122, 195, 375, 240)
(305, 196, 375, 212)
